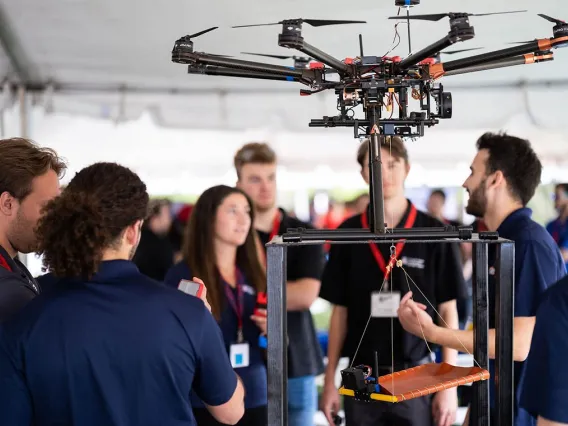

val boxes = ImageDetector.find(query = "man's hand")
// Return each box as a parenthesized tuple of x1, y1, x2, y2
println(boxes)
(320, 381, 340, 426)
(397, 291, 434, 339)
(432, 388, 458, 426)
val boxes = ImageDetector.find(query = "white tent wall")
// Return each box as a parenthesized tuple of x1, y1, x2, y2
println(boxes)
(2, 95, 567, 197)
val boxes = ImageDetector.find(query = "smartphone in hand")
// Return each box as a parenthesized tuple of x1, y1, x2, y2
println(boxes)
(178, 279, 205, 298)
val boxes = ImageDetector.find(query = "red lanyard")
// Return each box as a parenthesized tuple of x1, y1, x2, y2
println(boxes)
(224, 268, 245, 341)
(361, 204, 417, 281)
(258, 211, 281, 268)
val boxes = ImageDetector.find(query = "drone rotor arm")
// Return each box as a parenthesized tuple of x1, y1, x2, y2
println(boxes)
(441, 40, 544, 72)
(187, 63, 318, 86)
(281, 40, 349, 74)
(431, 51, 554, 78)
(191, 53, 305, 77)
(397, 34, 456, 70)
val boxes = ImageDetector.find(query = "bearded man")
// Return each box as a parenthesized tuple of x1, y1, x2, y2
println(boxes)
(398, 132, 566, 426)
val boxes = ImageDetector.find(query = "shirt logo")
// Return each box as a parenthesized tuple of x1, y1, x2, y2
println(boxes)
(242, 285, 256, 295)
(401, 256, 425, 270)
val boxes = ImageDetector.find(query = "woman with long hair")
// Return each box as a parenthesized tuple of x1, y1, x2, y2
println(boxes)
(0, 163, 245, 426)
(165, 185, 267, 426)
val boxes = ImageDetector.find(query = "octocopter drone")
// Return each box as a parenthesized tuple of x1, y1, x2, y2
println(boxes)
(172, 3, 567, 236)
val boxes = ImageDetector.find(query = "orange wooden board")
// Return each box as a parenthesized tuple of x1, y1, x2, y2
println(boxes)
(378, 362, 490, 401)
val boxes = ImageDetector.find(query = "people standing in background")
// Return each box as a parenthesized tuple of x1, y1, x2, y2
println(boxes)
(546, 183, 568, 269)
(320, 137, 465, 426)
(398, 132, 566, 426)
(0, 138, 66, 322)
(0, 163, 245, 426)
(164, 185, 268, 426)
(133, 198, 175, 281)
(233, 142, 325, 426)
(426, 189, 461, 227)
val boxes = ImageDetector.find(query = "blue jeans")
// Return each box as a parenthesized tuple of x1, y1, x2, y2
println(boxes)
(288, 375, 317, 426)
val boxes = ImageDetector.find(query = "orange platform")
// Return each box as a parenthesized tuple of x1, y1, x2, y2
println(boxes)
(339, 362, 490, 403)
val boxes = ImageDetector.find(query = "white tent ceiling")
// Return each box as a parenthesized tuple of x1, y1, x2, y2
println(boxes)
(1, 0, 567, 130)
(0, 0, 567, 194)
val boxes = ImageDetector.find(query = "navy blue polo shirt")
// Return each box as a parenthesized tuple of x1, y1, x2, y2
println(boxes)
(164, 261, 267, 409)
(488, 208, 566, 426)
(546, 217, 568, 269)
(520, 275, 568, 423)
(0, 260, 237, 426)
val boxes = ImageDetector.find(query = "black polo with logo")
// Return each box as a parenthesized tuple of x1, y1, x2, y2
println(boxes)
(0, 245, 40, 322)
(319, 201, 466, 368)
(257, 209, 325, 378)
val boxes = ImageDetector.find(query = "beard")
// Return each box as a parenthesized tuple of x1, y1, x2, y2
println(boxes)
(466, 179, 488, 218)
(7, 209, 38, 254)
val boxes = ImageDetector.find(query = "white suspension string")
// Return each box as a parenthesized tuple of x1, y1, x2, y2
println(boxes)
(399, 265, 482, 369)
(350, 275, 389, 369)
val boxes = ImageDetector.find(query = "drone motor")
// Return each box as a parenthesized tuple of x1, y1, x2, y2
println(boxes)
(395, 0, 420, 5)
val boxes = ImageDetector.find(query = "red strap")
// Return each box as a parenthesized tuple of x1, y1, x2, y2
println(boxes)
(224, 268, 245, 330)
(258, 211, 281, 268)
(0, 254, 12, 272)
(269, 211, 281, 241)
(361, 204, 418, 281)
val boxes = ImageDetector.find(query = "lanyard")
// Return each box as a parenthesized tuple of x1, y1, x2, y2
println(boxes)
(258, 211, 281, 268)
(224, 268, 245, 342)
(361, 204, 418, 282)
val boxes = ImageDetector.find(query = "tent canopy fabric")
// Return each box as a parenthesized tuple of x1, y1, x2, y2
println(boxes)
(1, 0, 567, 194)
(1, 0, 567, 132)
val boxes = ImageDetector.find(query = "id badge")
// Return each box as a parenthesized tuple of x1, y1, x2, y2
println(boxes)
(230, 343, 250, 368)
(371, 292, 401, 318)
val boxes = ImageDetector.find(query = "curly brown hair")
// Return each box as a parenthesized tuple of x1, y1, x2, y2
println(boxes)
(36, 162, 149, 279)
(182, 185, 266, 320)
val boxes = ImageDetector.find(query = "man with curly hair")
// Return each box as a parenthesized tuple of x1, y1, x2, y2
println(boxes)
(0, 137, 66, 322)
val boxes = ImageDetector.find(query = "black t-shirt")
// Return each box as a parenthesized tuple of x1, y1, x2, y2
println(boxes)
(319, 201, 466, 368)
(133, 227, 175, 282)
(257, 209, 325, 378)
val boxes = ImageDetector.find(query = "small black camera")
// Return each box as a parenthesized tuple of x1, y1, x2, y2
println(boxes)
(395, 0, 420, 6)
(438, 91, 452, 118)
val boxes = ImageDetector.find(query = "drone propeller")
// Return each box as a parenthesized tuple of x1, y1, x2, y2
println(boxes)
(388, 10, 526, 22)
(187, 27, 218, 38)
(441, 47, 484, 55)
(232, 19, 366, 28)
(538, 14, 566, 25)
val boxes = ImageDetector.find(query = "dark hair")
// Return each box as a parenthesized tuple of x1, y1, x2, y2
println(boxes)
(357, 136, 408, 168)
(36, 162, 149, 279)
(0, 138, 66, 200)
(234, 142, 277, 179)
(182, 185, 266, 320)
(476, 132, 542, 205)
(430, 189, 446, 201)
(146, 198, 170, 220)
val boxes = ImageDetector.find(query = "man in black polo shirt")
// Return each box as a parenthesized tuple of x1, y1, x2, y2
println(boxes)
(0, 138, 66, 322)
(320, 136, 466, 426)
(234, 142, 325, 426)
